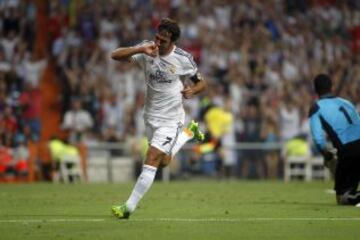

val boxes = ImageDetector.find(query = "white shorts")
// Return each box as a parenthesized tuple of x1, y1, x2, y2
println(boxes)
(145, 118, 184, 155)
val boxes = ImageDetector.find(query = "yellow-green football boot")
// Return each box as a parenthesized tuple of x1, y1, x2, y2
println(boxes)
(111, 204, 130, 219)
(188, 120, 205, 141)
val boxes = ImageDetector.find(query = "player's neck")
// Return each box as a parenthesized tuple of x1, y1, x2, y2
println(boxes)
(159, 44, 175, 57)
(319, 92, 335, 99)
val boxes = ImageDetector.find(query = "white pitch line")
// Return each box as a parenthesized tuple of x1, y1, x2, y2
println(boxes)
(0, 219, 105, 223)
(131, 217, 360, 222)
(1, 217, 360, 224)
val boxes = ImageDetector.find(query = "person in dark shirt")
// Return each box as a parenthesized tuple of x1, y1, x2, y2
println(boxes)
(309, 74, 360, 206)
(241, 101, 264, 179)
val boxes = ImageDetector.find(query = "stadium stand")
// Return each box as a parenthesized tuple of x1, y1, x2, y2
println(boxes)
(0, 0, 359, 181)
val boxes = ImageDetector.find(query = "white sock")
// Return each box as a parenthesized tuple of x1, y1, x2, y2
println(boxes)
(170, 129, 193, 156)
(126, 164, 157, 212)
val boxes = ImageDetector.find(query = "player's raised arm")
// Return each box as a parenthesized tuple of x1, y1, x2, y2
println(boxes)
(110, 42, 159, 61)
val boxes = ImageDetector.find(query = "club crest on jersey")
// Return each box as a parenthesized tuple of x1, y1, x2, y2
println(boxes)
(169, 66, 176, 73)
(157, 59, 176, 74)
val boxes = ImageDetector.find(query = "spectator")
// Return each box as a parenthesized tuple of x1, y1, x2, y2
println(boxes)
(0, 142, 13, 177)
(220, 97, 237, 178)
(278, 96, 300, 142)
(18, 82, 41, 141)
(62, 99, 94, 143)
(101, 93, 125, 142)
(1, 30, 19, 62)
(261, 118, 280, 179)
(22, 51, 47, 88)
(240, 100, 265, 179)
(0, 105, 18, 142)
(0, 49, 11, 73)
(12, 136, 29, 178)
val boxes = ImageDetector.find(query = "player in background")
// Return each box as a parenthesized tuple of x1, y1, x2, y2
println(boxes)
(309, 74, 360, 206)
(110, 18, 207, 218)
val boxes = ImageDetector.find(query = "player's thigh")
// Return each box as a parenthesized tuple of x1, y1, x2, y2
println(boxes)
(145, 121, 154, 141)
(149, 123, 182, 156)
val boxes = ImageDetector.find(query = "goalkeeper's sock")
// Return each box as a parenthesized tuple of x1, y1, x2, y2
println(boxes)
(170, 129, 193, 156)
(126, 164, 157, 212)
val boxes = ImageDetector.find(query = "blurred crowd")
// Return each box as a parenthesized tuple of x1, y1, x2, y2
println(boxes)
(0, 0, 41, 178)
(1, 0, 360, 179)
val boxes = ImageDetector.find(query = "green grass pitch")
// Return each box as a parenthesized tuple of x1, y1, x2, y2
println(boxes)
(0, 181, 359, 240)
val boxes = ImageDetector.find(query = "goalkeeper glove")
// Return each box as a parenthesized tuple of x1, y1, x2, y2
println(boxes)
(321, 149, 337, 177)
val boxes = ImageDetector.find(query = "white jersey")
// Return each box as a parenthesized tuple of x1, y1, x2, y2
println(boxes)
(132, 40, 198, 122)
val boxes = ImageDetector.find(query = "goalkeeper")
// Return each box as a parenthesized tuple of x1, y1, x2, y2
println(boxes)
(309, 74, 360, 206)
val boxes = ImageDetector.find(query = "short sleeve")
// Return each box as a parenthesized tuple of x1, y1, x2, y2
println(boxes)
(174, 47, 198, 77)
(182, 54, 198, 77)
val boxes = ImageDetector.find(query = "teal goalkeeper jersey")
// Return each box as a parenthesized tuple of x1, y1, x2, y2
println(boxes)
(308, 95, 360, 152)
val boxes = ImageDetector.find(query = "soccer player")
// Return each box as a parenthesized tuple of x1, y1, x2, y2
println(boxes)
(309, 74, 360, 206)
(110, 18, 207, 218)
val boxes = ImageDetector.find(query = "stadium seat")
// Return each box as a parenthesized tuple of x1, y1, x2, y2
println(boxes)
(59, 155, 83, 183)
(284, 156, 330, 181)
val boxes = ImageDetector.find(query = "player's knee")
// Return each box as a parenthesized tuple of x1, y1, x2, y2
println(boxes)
(145, 147, 165, 167)
(145, 155, 162, 167)
(160, 155, 172, 168)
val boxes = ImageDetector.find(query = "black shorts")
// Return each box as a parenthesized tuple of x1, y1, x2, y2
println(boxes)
(335, 140, 360, 195)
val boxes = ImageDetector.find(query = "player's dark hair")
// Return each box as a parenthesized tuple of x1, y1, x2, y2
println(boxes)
(158, 18, 181, 42)
(313, 74, 332, 96)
